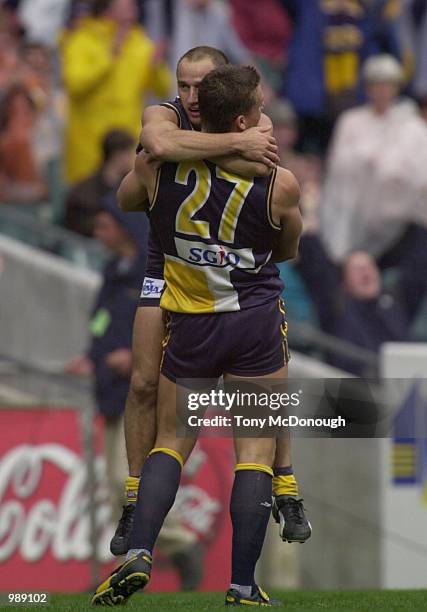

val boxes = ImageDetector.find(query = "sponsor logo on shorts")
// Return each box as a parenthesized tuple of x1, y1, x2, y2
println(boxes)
(141, 277, 165, 298)
(175, 238, 255, 269)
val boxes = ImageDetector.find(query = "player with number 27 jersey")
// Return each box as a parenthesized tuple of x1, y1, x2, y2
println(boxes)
(149, 160, 283, 313)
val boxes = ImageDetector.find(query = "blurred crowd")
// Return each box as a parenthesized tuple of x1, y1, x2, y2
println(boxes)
(1, 0, 427, 376)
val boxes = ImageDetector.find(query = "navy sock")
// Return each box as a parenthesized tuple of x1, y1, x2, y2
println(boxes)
(273, 465, 293, 476)
(230, 469, 273, 587)
(130, 451, 182, 553)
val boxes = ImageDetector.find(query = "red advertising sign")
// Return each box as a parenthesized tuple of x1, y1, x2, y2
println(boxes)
(0, 408, 232, 593)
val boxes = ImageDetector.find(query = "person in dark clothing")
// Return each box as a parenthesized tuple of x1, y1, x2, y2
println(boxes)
(63, 129, 135, 237)
(66, 195, 149, 515)
(377, 223, 427, 324)
(297, 234, 412, 376)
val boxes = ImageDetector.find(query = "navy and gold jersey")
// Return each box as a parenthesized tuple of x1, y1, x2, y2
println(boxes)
(139, 97, 192, 280)
(139, 227, 166, 305)
(159, 97, 193, 131)
(149, 160, 284, 313)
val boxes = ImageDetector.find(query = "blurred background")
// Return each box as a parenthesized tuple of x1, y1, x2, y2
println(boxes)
(0, 0, 426, 596)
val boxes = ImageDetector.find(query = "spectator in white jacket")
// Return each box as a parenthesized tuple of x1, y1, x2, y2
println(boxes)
(320, 54, 427, 263)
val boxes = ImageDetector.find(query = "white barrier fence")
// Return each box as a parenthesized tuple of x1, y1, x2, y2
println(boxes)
(381, 343, 427, 589)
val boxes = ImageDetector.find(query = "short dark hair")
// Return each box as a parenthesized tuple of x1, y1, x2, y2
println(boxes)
(176, 46, 229, 75)
(102, 129, 134, 162)
(198, 65, 260, 133)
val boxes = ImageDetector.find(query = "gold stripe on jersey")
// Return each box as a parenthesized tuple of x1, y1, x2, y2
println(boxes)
(161, 102, 182, 128)
(161, 258, 216, 312)
(149, 166, 162, 211)
(266, 167, 281, 230)
(216, 168, 254, 243)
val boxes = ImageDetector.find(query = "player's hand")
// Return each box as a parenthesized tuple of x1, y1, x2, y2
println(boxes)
(105, 349, 132, 376)
(239, 126, 279, 168)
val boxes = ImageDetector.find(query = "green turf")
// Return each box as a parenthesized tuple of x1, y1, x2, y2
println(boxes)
(2, 590, 427, 611)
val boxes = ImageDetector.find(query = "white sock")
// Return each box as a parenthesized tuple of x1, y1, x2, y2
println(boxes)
(230, 584, 252, 597)
(126, 548, 151, 561)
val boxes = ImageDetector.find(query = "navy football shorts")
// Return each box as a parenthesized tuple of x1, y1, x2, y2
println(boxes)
(161, 298, 289, 382)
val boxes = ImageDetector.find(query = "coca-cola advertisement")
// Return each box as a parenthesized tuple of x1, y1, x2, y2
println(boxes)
(0, 408, 233, 592)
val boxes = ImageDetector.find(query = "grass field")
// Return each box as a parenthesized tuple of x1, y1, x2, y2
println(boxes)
(3, 590, 426, 611)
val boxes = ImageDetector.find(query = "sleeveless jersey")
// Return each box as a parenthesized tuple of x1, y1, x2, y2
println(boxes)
(159, 97, 193, 131)
(141, 97, 192, 283)
(149, 160, 284, 313)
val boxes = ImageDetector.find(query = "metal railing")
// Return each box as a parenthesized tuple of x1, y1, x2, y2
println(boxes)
(0, 204, 108, 272)
(288, 319, 379, 377)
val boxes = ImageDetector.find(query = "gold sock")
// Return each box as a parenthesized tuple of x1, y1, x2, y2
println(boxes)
(272, 474, 298, 497)
(125, 476, 139, 504)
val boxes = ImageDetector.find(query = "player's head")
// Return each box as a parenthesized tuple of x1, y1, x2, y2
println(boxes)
(176, 46, 229, 128)
(198, 65, 263, 133)
(342, 251, 381, 300)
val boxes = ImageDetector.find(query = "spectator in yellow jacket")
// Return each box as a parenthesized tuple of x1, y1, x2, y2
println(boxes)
(60, 0, 171, 184)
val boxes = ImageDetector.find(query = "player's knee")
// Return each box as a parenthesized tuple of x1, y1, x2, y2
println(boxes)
(129, 372, 158, 409)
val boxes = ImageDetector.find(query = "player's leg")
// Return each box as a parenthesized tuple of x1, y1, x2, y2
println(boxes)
(228, 438, 277, 605)
(124, 306, 163, 476)
(104, 414, 128, 523)
(273, 434, 312, 544)
(227, 299, 311, 545)
(270, 301, 312, 544)
(257, 368, 310, 543)
(224, 369, 282, 606)
(129, 373, 197, 552)
(92, 373, 197, 606)
(110, 306, 163, 556)
(127, 309, 223, 564)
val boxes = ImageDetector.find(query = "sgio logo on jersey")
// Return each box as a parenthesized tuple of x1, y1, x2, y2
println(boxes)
(188, 246, 240, 267)
(175, 237, 256, 269)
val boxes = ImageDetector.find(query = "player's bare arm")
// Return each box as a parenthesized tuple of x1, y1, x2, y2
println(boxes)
(117, 106, 179, 212)
(118, 108, 276, 212)
(117, 165, 149, 212)
(270, 167, 303, 263)
(141, 105, 279, 166)
(210, 114, 275, 177)
(130, 151, 159, 207)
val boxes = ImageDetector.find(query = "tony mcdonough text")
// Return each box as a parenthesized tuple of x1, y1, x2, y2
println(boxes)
(187, 415, 346, 430)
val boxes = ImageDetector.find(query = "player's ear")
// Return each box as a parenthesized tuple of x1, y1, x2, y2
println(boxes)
(235, 114, 247, 131)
